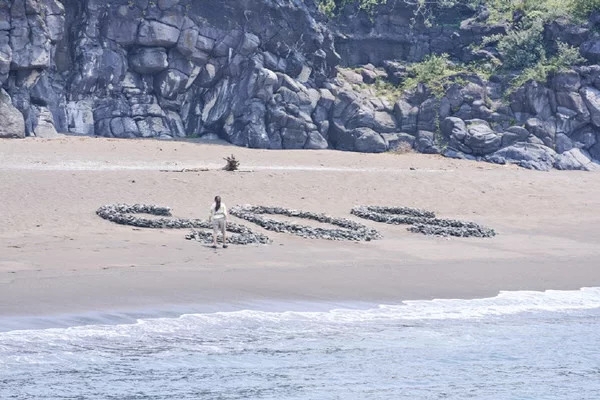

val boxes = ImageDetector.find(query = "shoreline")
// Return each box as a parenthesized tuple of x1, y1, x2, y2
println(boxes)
(2, 137, 600, 321)
(2, 279, 599, 332)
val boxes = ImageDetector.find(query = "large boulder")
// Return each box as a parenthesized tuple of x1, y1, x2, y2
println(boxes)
(581, 38, 600, 63)
(580, 86, 600, 127)
(129, 47, 169, 74)
(393, 99, 418, 134)
(353, 127, 387, 153)
(66, 100, 95, 135)
(571, 126, 598, 150)
(442, 117, 500, 155)
(32, 106, 60, 138)
(382, 132, 415, 151)
(486, 143, 558, 171)
(554, 148, 599, 171)
(137, 20, 181, 47)
(500, 126, 530, 148)
(0, 89, 25, 138)
(525, 118, 556, 148)
(415, 130, 439, 154)
(441, 116, 471, 153)
(463, 119, 501, 155)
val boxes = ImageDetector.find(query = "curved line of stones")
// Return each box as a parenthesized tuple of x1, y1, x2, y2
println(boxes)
(96, 204, 271, 245)
(351, 206, 496, 238)
(229, 205, 381, 241)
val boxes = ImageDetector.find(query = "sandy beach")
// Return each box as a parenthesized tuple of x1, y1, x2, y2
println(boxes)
(1, 136, 600, 318)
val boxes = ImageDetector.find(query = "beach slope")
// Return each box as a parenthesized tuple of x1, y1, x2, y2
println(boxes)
(2, 137, 600, 317)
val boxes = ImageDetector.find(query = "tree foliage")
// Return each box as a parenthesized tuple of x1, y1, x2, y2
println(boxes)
(511, 42, 585, 89)
(495, 20, 545, 70)
(571, 0, 600, 19)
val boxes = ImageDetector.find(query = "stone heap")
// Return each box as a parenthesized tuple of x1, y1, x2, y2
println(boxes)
(96, 203, 271, 245)
(230, 205, 381, 241)
(351, 205, 496, 238)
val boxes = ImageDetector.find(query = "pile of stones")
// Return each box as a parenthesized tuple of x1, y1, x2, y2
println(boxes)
(183, 225, 271, 245)
(230, 205, 381, 241)
(96, 204, 270, 245)
(351, 206, 496, 238)
(97, 203, 495, 241)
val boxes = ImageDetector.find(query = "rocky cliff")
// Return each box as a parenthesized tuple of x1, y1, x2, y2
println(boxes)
(1, 0, 600, 171)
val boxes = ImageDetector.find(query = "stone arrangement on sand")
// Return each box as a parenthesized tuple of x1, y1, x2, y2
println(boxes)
(96, 204, 270, 245)
(351, 206, 496, 238)
(229, 205, 381, 241)
(97, 203, 494, 243)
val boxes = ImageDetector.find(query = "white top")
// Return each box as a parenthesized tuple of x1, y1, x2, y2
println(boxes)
(209, 202, 227, 221)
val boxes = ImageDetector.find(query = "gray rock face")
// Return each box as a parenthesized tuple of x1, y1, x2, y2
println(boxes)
(464, 119, 501, 155)
(393, 99, 418, 134)
(382, 132, 415, 151)
(525, 118, 557, 148)
(581, 38, 600, 63)
(441, 117, 500, 155)
(415, 130, 439, 154)
(129, 47, 169, 74)
(138, 20, 181, 47)
(501, 126, 530, 148)
(580, 86, 600, 128)
(441, 116, 471, 153)
(353, 127, 387, 153)
(554, 148, 599, 171)
(0, 89, 25, 138)
(1, 0, 343, 146)
(32, 106, 60, 138)
(0, 0, 598, 170)
(486, 143, 558, 171)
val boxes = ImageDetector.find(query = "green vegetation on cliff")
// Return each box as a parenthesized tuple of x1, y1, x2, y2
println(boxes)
(317, 0, 600, 20)
(321, 0, 596, 91)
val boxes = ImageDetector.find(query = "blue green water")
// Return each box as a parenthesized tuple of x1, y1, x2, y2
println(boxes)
(1, 288, 599, 399)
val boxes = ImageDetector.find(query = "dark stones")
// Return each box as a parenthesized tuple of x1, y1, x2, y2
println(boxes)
(137, 20, 181, 47)
(0, 89, 25, 138)
(129, 47, 169, 74)
(0, 0, 598, 171)
(486, 142, 558, 171)
(351, 206, 496, 238)
(353, 127, 387, 153)
(230, 205, 381, 241)
(96, 203, 271, 245)
(463, 119, 501, 155)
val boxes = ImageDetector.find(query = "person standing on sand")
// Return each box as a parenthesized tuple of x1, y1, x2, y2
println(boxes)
(209, 195, 228, 248)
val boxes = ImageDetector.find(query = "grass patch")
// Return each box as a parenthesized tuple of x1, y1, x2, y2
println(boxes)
(400, 54, 497, 98)
(388, 141, 414, 154)
(509, 42, 585, 91)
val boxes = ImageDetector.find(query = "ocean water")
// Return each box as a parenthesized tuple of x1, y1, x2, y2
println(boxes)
(1, 288, 600, 400)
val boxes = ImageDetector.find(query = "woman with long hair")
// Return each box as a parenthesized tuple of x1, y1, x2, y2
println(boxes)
(209, 195, 228, 248)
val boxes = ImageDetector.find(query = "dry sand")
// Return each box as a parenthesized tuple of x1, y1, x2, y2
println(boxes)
(1, 136, 600, 319)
